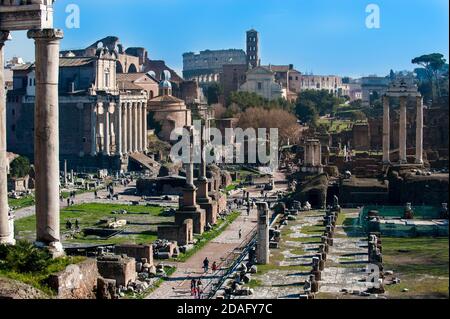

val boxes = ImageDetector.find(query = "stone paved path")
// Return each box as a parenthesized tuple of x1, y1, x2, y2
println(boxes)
(235, 211, 324, 299)
(146, 169, 289, 299)
(145, 207, 258, 299)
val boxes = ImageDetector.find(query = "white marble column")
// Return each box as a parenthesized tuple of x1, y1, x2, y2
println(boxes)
(142, 102, 148, 152)
(133, 102, 138, 153)
(116, 103, 122, 156)
(382, 95, 390, 163)
(399, 96, 407, 164)
(90, 104, 97, 156)
(415, 96, 424, 164)
(137, 102, 142, 151)
(103, 104, 110, 156)
(121, 103, 127, 154)
(28, 29, 64, 251)
(0, 31, 14, 244)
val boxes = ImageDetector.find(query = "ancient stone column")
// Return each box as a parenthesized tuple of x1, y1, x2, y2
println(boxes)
(197, 126, 209, 199)
(90, 104, 97, 156)
(415, 96, 424, 164)
(399, 96, 407, 164)
(103, 104, 110, 156)
(122, 103, 128, 154)
(127, 103, 133, 153)
(28, 29, 64, 252)
(142, 103, 148, 152)
(115, 103, 122, 156)
(256, 202, 270, 265)
(136, 102, 144, 152)
(382, 95, 390, 163)
(0, 31, 14, 245)
(133, 102, 138, 153)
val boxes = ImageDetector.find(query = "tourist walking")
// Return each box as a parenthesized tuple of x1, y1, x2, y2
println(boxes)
(212, 261, 218, 272)
(196, 279, 203, 299)
(239, 228, 242, 240)
(190, 278, 197, 296)
(203, 257, 209, 273)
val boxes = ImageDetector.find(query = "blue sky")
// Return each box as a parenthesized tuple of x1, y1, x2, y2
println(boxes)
(4, 0, 449, 78)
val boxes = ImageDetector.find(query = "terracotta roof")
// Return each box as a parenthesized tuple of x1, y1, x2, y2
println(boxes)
(116, 73, 146, 82)
(148, 95, 185, 104)
(11, 63, 34, 71)
(59, 57, 96, 67)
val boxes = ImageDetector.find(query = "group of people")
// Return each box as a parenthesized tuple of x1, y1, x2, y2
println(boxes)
(60, 191, 77, 207)
(65, 218, 80, 230)
(190, 278, 203, 299)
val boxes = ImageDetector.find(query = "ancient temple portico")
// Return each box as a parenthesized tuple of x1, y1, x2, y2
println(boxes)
(301, 139, 323, 174)
(382, 79, 423, 165)
(0, 1, 63, 254)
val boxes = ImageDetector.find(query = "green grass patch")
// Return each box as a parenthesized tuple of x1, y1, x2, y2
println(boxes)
(15, 203, 168, 245)
(173, 211, 241, 262)
(0, 241, 86, 296)
(8, 195, 35, 210)
(382, 237, 448, 299)
(247, 279, 263, 289)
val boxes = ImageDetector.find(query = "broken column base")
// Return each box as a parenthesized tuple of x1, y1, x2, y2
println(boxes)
(0, 215, 16, 245)
(175, 206, 206, 235)
(35, 241, 65, 258)
(198, 199, 218, 226)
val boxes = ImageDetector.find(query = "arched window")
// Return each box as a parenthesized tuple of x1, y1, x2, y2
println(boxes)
(128, 64, 138, 73)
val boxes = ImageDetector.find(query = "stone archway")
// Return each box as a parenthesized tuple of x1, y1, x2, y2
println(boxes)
(116, 61, 124, 74)
(128, 63, 138, 73)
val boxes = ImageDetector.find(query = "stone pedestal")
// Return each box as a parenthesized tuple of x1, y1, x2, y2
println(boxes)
(256, 202, 270, 265)
(0, 31, 14, 244)
(28, 28, 64, 255)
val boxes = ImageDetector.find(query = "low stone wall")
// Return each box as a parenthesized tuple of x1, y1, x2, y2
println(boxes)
(47, 258, 99, 299)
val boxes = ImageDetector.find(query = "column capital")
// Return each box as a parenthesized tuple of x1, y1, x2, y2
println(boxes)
(27, 28, 64, 41)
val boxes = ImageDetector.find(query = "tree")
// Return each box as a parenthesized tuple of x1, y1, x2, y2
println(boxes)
(237, 108, 301, 145)
(204, 83, 223, 105)
(295, 100, 318, 125)
(412, 53, 447, 100)
(294, 90, 344, 126)
(9, 156, 30, 179)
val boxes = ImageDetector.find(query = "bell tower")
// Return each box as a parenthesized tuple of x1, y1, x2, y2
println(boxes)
(246, 29, 259, 69)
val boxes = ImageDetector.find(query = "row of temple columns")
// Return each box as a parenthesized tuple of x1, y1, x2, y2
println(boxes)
(382, 95, 424, 165)
(0, 29, 64, 251)
(92, 101, 148, 156)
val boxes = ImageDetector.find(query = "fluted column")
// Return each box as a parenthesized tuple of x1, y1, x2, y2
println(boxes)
(399, 96, 407, 164)
(127, 103, 132, 153)
(90, 104, 98, 156)
(115, 103, 122, 156)
(133, 102, 138, 152)
(0, 31, 13, 244)
(121, 103, 127, 154)
(415, 96, 424, 164)
(137, 102, 142, 151)
(142, 102, 148, 152)
(382, 95, 390, 163)
(28, 29, 64, 250)
(103, 104, 110, 156)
